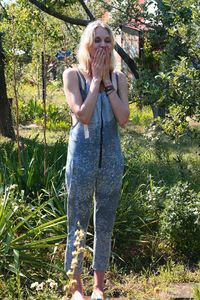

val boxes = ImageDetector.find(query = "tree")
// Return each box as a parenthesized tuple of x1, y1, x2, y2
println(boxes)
(95, 0, 199, 120)
(0, 1, 75, 139)
(130, 0, 200, 120)
(1, 0, 199, 134)
(0, 0, 141, 138)
(27, 0, 139, 78)
(0, 4, 15, 139)
(27, 0, 200, 121)
(0, 32, 15, 139)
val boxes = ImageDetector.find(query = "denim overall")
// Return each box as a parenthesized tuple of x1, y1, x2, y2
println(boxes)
(64, 70, 124, 273)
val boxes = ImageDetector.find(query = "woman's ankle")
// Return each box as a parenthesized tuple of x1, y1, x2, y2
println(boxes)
(91, 288, 104, 300)
(93, 270, 105, 292)
(71, 274, 84, 294)
(93, 286, 104, 293)
(72, 288, 83, 294)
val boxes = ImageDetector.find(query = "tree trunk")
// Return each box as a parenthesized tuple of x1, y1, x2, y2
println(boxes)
(0, 34, 15, 139)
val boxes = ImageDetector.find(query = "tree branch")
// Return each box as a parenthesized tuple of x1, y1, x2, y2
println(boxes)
(28, 0, 89, 26)
(28, 0, 139, 77)
(78, 0, 95, 20)
(115, 43, 139, 79)
(78, 0, 139, 78)
(0, 2, 9, 20)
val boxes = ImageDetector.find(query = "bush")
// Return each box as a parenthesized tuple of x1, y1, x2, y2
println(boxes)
(0, 185, 67, 278)
(160, 181, 200, 260)
(0, 136, 67, 195)
(129, 103, 153, 127)
(17, 99, 71, 130)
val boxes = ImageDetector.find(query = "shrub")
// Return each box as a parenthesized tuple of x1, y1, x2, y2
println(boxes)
(16, 99, 71, 130)
(0, 136, 67, 195)
(0, 185, 67, 278)
(129, 103, 153, 127)
(160, 181, 200, 260)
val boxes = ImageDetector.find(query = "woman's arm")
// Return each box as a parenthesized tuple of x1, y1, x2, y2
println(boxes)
(63, 68, 101, 124)
(63, 49, 105, 124)
(103, 71, 130, 126)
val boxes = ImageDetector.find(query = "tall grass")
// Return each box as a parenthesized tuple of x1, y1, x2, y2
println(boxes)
(0, 101, 200, 297)
(0, 184, 67, 279)
(1, 120, 200, 273)
(0, 134, 67, 195)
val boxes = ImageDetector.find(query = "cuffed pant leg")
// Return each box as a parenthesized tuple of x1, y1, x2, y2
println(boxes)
(64, 161, 95, 274)
(92, 164, 123, 271)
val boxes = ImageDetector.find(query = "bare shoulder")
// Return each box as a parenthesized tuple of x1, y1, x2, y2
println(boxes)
(116, 70, 127, 82)
(63, 67, 78, 82)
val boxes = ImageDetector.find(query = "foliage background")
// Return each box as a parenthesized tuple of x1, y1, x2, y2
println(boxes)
(0, 0, 200, 299)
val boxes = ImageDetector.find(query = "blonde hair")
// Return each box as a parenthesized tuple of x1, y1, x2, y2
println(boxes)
(77, 20, 115, 74)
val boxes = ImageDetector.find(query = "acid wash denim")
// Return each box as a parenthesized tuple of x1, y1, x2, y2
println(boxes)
(64, 72, 124, 274)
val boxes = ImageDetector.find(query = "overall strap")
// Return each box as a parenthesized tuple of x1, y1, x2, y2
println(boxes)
(77, 69, 87, 101)
(76, 69, 89, 139)
(111, 72, 119, 95)
(115, 72, 119, 94)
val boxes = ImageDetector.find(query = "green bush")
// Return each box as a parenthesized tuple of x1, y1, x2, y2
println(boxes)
(0, 136, 67, 195)
(160, 182, 200, 259)
(112, 175, 167, 271)
(17, 99, 71, 130)
(129, 103, 153, 127)
(0, 185, 67, 278)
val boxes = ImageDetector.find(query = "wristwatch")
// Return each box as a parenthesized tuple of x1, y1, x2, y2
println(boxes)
(105, 84, 115, 95)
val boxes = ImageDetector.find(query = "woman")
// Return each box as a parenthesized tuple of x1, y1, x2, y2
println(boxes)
(63, 20, 129, 300)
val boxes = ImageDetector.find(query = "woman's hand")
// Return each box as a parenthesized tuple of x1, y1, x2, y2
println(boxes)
(102, 48, 112, 86)
(91, 48, 105, 82)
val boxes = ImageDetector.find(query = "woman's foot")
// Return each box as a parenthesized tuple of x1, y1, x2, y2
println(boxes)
(92, 271, 105, 299)
(71, 290, 86, 300)
(91, 288, 104, 300)
(70, 274, 86, 299)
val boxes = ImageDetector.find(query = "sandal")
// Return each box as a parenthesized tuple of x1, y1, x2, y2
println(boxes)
(91, 289, 105, 300)
(71, 290, 85, 300)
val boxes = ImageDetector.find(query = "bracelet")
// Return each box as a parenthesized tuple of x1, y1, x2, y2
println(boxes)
(105, 84, 115, 95)
(106, 88, 115, 95)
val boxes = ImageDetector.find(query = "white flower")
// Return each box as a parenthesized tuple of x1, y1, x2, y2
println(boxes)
(66, 270, 73, 277)
(49, 281, 58, 290)
(79, 230, 85, 239)
(72, 250, 78, 256)
(71, 258, 78, 265)
(30, 282, 39, 289)
(74, 240, 80, 247)
(75, 229, 80, 236)
(46, 278, 55, 284)
(36, 282, 45, 291)
(78, 247, 85, 253)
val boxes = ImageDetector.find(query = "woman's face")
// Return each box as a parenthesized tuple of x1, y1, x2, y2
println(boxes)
(89, 26, 112, 59)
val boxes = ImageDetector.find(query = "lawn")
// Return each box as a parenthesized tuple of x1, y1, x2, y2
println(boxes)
(1, 83, 200, 299)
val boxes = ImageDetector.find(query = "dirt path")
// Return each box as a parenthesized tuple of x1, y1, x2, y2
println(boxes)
(84, 283, 199, 299)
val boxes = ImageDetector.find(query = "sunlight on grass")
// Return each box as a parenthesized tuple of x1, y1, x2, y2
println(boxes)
(1, 86, 200, 300)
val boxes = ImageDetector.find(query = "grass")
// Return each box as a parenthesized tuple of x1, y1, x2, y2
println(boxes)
(193, 284, 200, 300)
(121, 122, 200, 191)
(0, 262, 200, 299)
(105, 262, 200, 299)
(1, 85, 200, 299)
(1, 124, 199, 298)
(16, 81, 66, 106)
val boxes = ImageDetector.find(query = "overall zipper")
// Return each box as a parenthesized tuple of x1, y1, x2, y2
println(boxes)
(98, 100, 103, 168)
